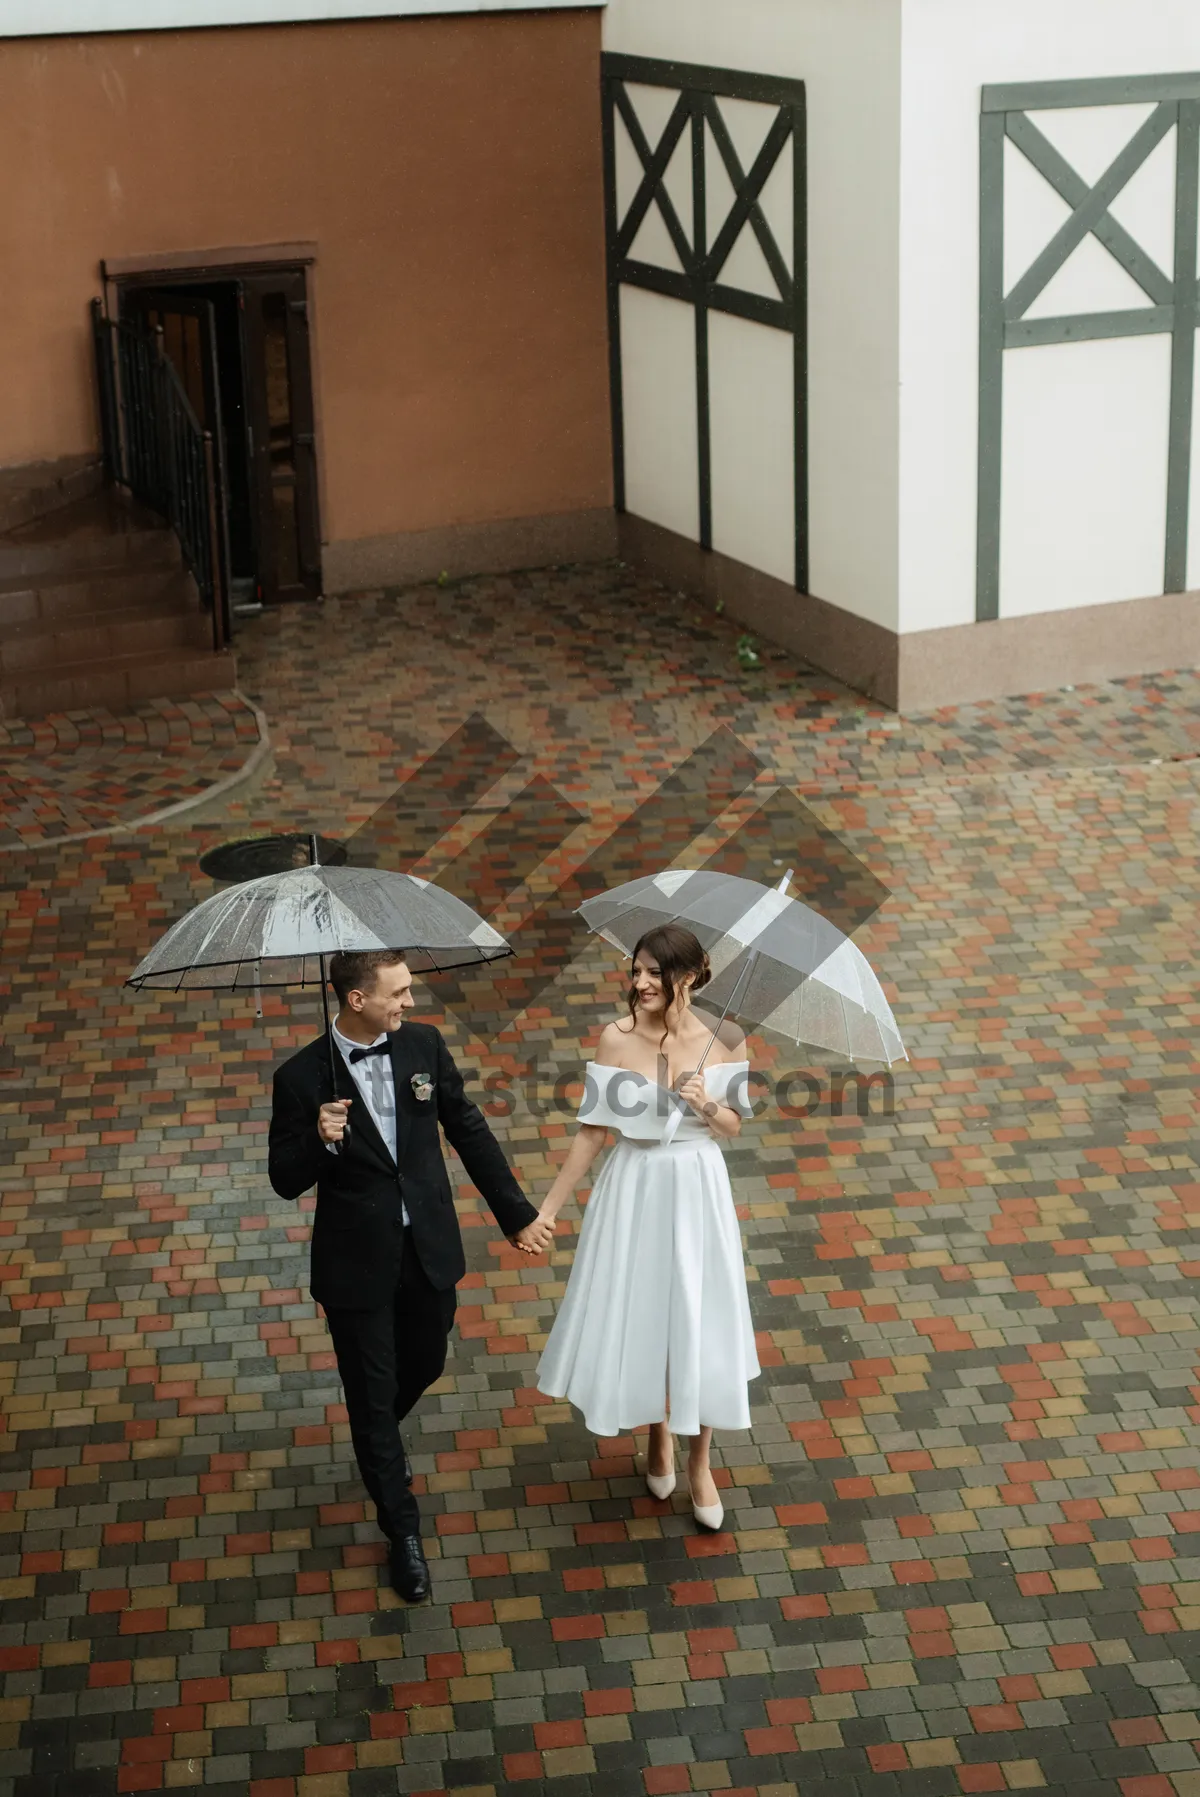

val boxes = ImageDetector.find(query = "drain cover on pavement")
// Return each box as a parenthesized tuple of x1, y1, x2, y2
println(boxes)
(199, 832, 348, 882)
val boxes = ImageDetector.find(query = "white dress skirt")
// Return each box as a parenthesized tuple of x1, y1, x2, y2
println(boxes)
(535, 1061, 761, 1438)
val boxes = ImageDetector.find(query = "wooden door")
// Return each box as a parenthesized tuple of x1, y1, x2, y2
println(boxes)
(240, 272, 322, 603)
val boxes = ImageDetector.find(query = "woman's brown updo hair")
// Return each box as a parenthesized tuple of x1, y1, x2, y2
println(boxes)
(625, 924, 712, 1047)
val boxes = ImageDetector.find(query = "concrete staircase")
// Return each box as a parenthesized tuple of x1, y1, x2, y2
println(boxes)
(0, 454, 102, 536)
(0, 483, 236, 719)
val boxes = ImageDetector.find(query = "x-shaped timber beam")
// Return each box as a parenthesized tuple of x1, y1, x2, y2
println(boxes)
(1003, 101, 1175, 320)
(701, 98, 793, 302)
(613, 82, 795, 305)
(613, 86, 693, 272)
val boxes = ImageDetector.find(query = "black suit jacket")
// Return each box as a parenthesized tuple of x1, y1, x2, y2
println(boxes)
(268, 1020, 537, 1309)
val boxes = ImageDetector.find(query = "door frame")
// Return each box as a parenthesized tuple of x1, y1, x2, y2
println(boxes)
(102, 243, 327, 600)
(239, 269, 323, 604)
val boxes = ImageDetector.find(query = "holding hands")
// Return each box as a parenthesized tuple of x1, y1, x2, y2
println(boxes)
(511, 1210, 556, 1256)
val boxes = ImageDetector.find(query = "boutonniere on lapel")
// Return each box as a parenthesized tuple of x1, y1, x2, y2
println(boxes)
(410, 1072, 434, 1104)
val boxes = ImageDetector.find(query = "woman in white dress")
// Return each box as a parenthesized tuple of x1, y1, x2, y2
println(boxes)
(533, 924, 759, 1530)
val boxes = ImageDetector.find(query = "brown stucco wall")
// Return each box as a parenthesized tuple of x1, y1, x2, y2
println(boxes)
(0, 10, 611, 547)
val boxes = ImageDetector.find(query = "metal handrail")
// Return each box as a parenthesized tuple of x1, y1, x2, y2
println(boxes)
(90, 300, 228, 652)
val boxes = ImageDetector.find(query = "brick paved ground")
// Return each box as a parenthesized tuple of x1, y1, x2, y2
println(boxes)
(2, 561, 1200, 1797)
(0, 696, 262, 852)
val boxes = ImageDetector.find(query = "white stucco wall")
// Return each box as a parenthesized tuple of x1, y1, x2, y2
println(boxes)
(898, 0, 1200, 634)
(603, 0, 903, 633)
(620, 286, 700, 544)
(0, 0, 601, 32)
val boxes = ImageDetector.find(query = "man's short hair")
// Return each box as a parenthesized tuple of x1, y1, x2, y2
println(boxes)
(328, 949, 407, 1006)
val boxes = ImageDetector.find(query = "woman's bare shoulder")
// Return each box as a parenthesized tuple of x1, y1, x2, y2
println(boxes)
(594, 1018, 635, 1068)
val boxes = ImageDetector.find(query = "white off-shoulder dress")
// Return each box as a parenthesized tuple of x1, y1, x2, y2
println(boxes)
(535, 1061, 760, 1438)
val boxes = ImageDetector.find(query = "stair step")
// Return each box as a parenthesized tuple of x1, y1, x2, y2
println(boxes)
(0, 457, 102, 535)
(0, 529, 180, 584)
(0, 647, 237, 720)
(0, 566, 193, 626)
(0, 494, 181, 582)
(1, 602, 214, 674)
(0, 486, 230, 719)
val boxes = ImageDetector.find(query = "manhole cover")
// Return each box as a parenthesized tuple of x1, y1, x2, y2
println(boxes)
(199, 832, 348, 883)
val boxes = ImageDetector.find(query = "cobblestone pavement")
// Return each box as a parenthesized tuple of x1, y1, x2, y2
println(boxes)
(0, 696, 262, 852)
(2, 561, 1200, 1797)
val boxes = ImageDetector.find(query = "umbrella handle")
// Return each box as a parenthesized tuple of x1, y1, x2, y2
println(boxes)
(684, 866, 789, 1083)
(693, 868, 788, 1070)
(697, 945, 759, 1068)
(318, 948, 348, 1156)
(311, 840, 350, 1150)
(662, 946, 761, 1145)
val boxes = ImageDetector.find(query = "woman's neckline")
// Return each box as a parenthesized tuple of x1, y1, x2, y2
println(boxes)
(590, 1058, 747, 1097)
(610, 1014, 735, 1091)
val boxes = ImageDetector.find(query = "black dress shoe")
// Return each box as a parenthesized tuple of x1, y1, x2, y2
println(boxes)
(388, 1535, 430, 1602)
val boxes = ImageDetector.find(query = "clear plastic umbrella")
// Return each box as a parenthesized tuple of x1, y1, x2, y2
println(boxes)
(578, 866, 905, 1139)
(126, 857, 510, 990)
(127, 836, 511, 1142)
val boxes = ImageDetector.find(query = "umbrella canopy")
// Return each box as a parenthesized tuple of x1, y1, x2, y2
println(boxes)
(126, 863, 510, 991)
(578, 867, 905, 1067)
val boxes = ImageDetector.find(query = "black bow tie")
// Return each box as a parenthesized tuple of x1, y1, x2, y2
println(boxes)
(348, 1041, 390, 1064)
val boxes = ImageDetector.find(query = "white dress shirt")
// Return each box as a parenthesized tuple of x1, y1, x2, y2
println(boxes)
(328, 1022, 409, 1226)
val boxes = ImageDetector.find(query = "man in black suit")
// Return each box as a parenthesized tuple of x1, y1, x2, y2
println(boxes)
(268, 948, 550, 1600)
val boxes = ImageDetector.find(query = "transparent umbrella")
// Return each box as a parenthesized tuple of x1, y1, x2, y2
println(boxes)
(127, 836, 512, 1137)
(126, 848, 510, 990)
(578, 865, 905, 1139)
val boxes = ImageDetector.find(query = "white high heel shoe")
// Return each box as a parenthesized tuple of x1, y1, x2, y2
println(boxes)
(689, 1469, 724, 1531)
(644, 1435, 676, 1500)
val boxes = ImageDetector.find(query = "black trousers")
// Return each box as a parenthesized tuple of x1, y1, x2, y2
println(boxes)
(323, 1227, 457, 1542)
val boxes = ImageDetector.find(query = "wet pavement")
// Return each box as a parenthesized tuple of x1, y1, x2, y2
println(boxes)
(0, 697, 261, 852)
(2, 560, 1200, 1797)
